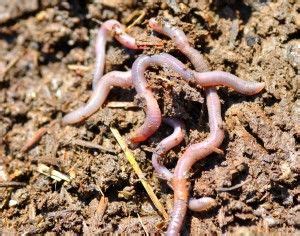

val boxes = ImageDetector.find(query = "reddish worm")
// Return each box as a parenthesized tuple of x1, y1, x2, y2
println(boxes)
(63, 23, 264, 126)
(93, 19, 144, 90)
(147, 18, 263, 235)
(62, 71, 132, 125)
(149, 18, 219, 235)
(150, 19, 220, 234)
(152, 118, 217, 212)
(130, 53, 264, 143)
(25, 20, 139, 150)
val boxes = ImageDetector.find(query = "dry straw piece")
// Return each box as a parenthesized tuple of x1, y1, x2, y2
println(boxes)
(110, 127, 168, 220)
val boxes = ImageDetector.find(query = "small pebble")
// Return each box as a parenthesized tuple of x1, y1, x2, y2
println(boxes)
(263, 215, 281, 227)
(245, 34, 261, 47)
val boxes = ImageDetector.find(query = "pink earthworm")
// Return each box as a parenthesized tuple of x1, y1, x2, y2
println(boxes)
(93, 20, 144, 90)
(130, 53, 264, 143)
(149, 18, 264, 95)
(167, 89, 224, 235)
(149, 18, 218, 235)
(152, 118, 217, 213)
(63, 53, 263, 127)
(149, 18, 208, 72)
(152, 118, 185, 181)
(149, 18, 222, 236)
(62, 71, 132, 125)
(64, 19, 143, 124)
(130, 55, 162, 143)
(148, 19, 262, 235)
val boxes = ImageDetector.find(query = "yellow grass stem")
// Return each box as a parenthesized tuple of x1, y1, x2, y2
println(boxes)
(110, 127, 168, 220)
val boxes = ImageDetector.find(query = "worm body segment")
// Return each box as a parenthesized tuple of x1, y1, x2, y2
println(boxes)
(62, 71, 132, 125)
(167, 88, 224, 235)
(152, 119, 217, 213)
(130, 53, 264, 143)
(152, 118, 185, 180)
(149, 19, 224, 236)
(63, 54, 263, 127)
(130, 56, 162, 142)
(93, 20, 142, 89)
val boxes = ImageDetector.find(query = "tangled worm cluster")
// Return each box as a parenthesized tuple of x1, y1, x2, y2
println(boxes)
(62, 18, 264, 235)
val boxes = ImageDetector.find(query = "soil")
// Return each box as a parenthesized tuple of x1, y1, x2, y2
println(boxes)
(0, 0, 299, 235)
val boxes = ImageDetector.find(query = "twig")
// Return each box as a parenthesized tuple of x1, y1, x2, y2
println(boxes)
(0, 181, 26, 188)
(91, 18, 102, 25)
(37, 164, 71, 182)
(21, 120, 57, 153)
(136, 41, 164, 48)
(67, 64, 91, 71)
(21, 127, 47, 152)
(110, 127, 168, 220)
(1, 51, 24, 79)
(72, 139, 116, 154)
(125, 10, 146, 31)
(106, 101, 137, 108)
(216, 177, 252, 192)
(137, 213, 149, 236)
(212, 147, 224, 155)
(95, 185, 105, 196)
(0, 163, 9, 182)
(94, 196, 108, 223)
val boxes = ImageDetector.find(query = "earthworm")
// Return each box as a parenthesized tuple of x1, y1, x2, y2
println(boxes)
(66, 48, 263, 127)
(152, 118, 217, 212)
(149, 18, 264, 94)
(130, 55, 162, 143)
(62, 71, 132, 125)
(159, 53, 264, 95)
(167, 88, 224, 235)
(193, 71, 265, 95)
(149, 18, 221, 236)
(149, 18, 208, 72)
(148, 19, 262, 235)
(93, 20, 144, 89)
(152, 118, 185, 181)
(130, 53, 264, 143)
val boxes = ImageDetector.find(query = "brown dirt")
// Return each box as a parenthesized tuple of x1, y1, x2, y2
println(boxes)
(0, 0, 299, 235)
